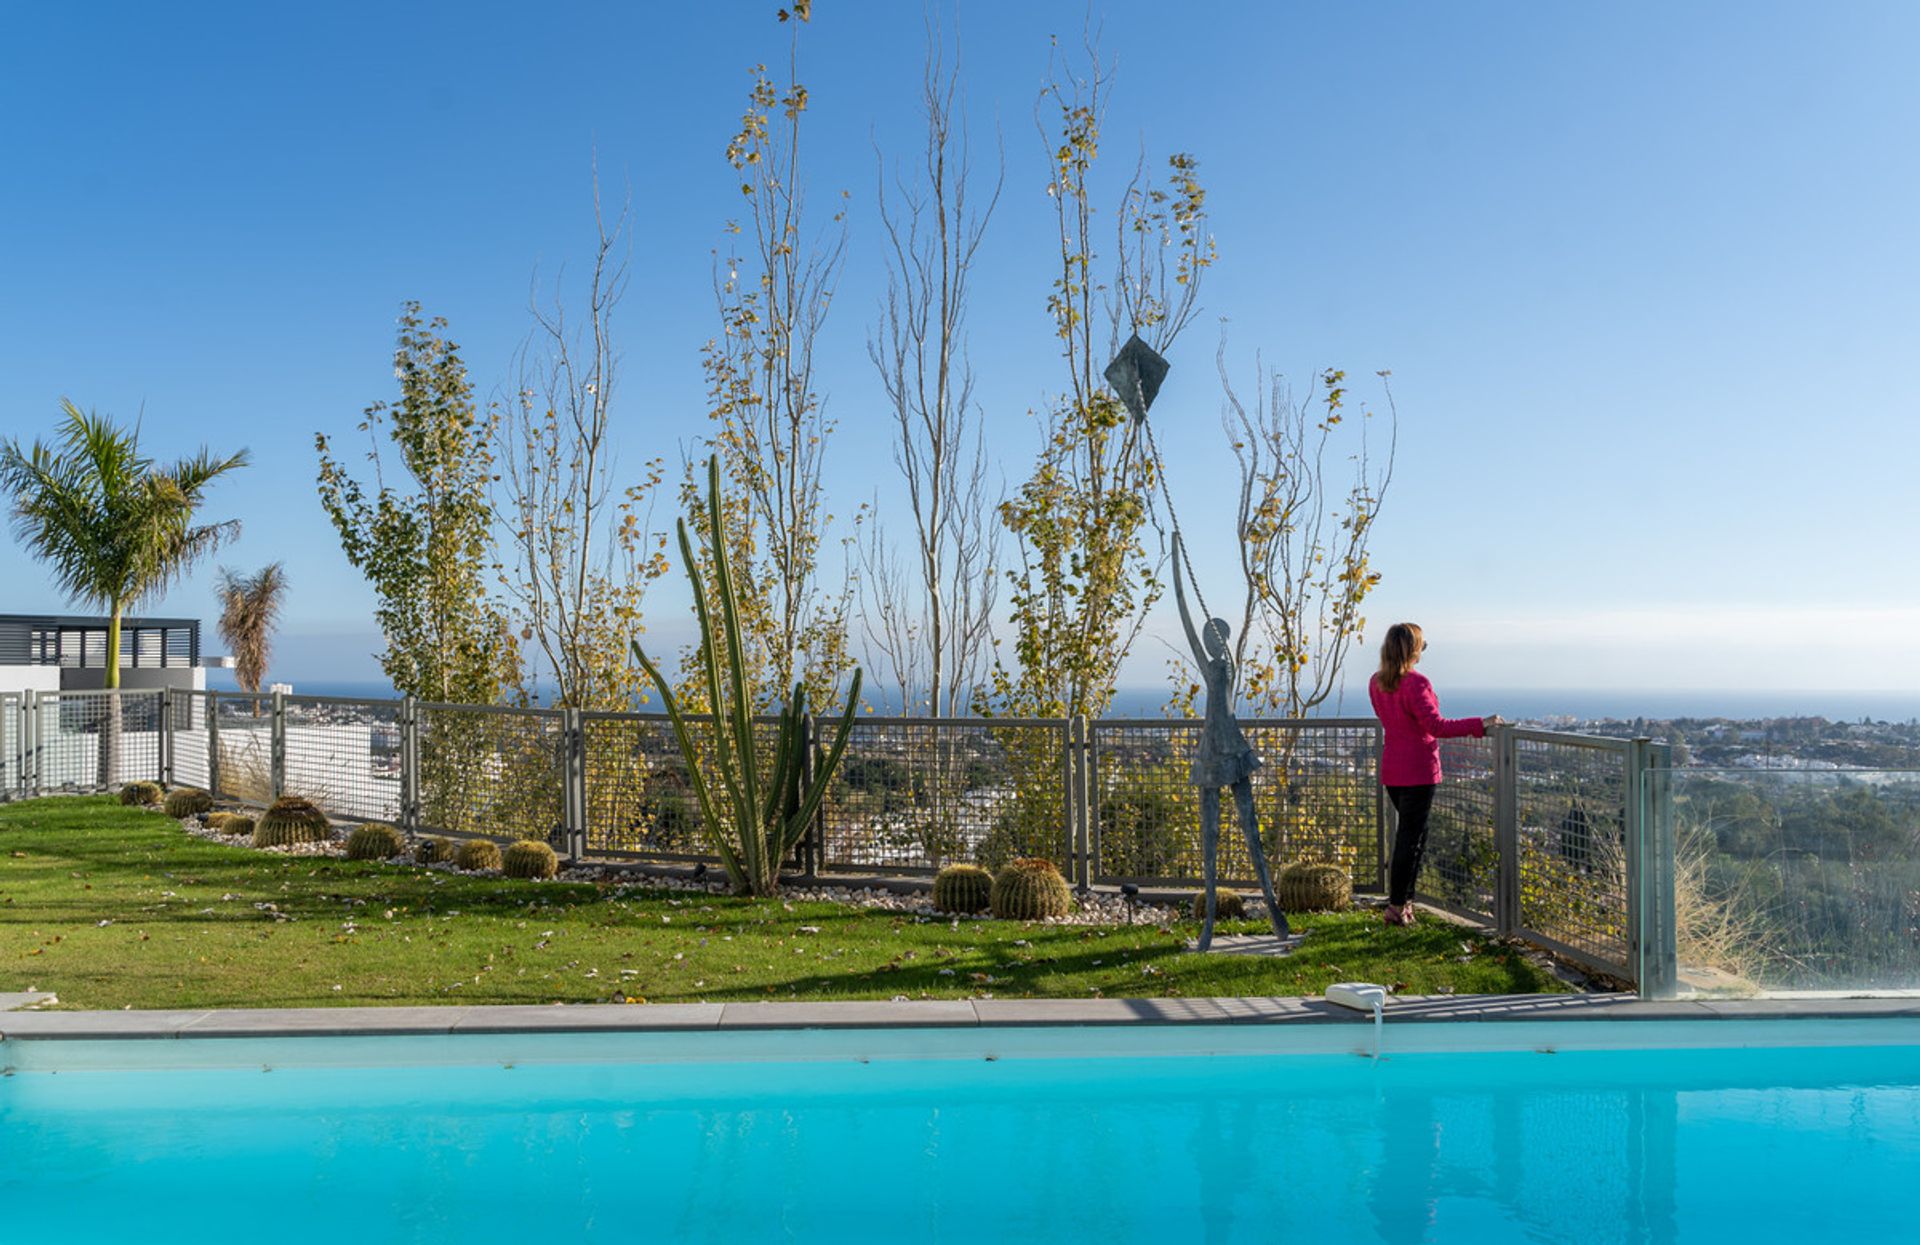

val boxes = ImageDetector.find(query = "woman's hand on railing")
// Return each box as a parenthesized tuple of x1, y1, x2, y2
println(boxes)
(1482, 715, 1508, 732)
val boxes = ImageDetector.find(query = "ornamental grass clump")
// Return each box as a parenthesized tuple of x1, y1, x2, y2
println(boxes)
(1190, 887, 1247, 921)
(455, 839, 502, 872)
(990, 857, 1072, 921)
(345, 823, 406, 861)
(252, 796, 331, 849)
(502, 840, 559, 880)
(415, 836, 458, 865)
(119, 781, 163, 806)
(932, 863, 994, 915)
(1278, 862, 1352, 912)
(162, 787, 213, 819)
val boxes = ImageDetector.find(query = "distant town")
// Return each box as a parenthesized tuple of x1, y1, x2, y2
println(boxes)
(1546, 714, 1920, 771)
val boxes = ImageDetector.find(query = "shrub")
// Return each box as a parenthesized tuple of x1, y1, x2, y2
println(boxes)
(162, 787, 214, 819)
(345, 823, 406, 861)
(1278, 862, 1352, 912)
(119, 781, 163, 806)
(931, 863, 993, 915)
(502, 839, 559, 879)
(415, 836, 459, 865)
(456, 839, 503, 871)
(252, 796, 332, 849)
(1189, 887, 1247, 921)
(214, 813, 254, 837)
(991, 857, 1072, 920)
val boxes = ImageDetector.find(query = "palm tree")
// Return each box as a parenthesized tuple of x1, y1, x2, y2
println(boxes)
(216, 563, 287, 699)
(1, 400, 248, 782)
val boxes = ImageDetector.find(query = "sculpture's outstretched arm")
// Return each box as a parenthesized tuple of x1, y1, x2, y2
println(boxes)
(1172, 532, 1207, 669)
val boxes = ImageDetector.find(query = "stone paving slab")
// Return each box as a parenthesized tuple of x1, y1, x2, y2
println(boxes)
(1191, 934, 1306, 957)
(7, 995, 1920, 1042)
(719, 1000, 978, 1029)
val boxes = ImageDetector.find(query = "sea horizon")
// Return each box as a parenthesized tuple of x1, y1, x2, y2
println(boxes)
(218, 673, 1920, 725)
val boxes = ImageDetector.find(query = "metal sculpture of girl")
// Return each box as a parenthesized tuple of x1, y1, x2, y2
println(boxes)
(1173, 532, 1290, 951)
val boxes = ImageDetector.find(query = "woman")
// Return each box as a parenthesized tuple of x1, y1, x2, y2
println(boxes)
(1368, 622, 1504, 926)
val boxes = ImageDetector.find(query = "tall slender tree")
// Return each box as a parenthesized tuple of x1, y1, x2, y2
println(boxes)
(1, 400, 247, 781)
(215, 562, 288, 698)
(317, 303, 516, 703)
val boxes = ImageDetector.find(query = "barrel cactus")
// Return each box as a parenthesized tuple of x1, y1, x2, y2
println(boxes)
(415, 836, 458, 865)
(1278, 862, 1353, 912)
(212, 813, 254, 837)
(119, 781, 163, 807)
(503, 840, 559, 880)
(990, 857, 1072, 921)
(1189, 887, 1247, 921)
(345, 823, 406, 861)
(162, 787, 214, 819)
(932, 864, 994, 915)
(456, 839, 503, 872)
(252, 796, 332, 849)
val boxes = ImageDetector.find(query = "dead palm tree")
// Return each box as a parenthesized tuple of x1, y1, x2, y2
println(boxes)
(216, 563, 287, 700)
(1, 400, 248, 783)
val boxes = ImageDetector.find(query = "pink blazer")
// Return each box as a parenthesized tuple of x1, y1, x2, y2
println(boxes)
(1368, 670, 1484, 786)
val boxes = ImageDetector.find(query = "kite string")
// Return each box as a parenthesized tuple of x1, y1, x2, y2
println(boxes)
(1140, 415, 1215, 631)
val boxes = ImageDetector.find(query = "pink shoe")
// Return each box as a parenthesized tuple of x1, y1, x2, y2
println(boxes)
(1383, 903, 1415, 927)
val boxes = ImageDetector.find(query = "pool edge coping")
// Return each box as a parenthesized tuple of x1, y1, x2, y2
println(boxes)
(6, 993, 1920, 1041)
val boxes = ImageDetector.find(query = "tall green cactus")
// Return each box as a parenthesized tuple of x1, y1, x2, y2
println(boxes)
(631, 456, 862, 897)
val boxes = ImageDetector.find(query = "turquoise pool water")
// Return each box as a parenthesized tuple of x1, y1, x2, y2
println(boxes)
(3, 1021, 1917, 1244)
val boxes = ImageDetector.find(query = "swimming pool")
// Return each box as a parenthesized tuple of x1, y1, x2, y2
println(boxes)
(4, 1019, 1916, 1244)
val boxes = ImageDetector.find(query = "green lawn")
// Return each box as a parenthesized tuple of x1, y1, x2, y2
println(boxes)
(0, 796, 1567, 1010)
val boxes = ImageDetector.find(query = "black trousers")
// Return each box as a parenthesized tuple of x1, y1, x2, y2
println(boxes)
(1385, 783, 1437, 906)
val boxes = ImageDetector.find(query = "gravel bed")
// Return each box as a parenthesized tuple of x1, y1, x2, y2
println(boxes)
(166, 808, 1199, 925)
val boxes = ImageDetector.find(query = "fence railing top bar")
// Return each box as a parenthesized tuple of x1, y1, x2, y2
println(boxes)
(1666, 765, 1920, 777)
(846, 715, 1072, 729)
(417, 700, 563, 719)
(1510, 727, 1633, 751)
(281, 692, 405, 709)
(1094, 716, 1382, 730)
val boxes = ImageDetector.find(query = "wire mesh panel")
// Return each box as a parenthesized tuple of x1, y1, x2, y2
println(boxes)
(281, 695, 403, 823)
(1514, 732, 1631, 974)
(581, 711, 731, 862)
(1089, 719, 1382, 888)
(32, 691, 164, 791)
(171, 691, 213, 790)
(1, 693, 19, 797)
(417, 703, 564, 841)
(819, 718, 1073, 873)
(211, 693, 274, 804)
(1417, 734, 1500, 920)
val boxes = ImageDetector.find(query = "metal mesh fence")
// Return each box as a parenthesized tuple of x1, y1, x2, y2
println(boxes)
(1514, 732, 1631, 973)
(416, 703, 564, 841)
(582, 711, 726, 861)
(1, 693, 19, 797)
(1089, 719, 1382, 887)
(821, 718, 1072, 873)
(1417, 734, 1500, 920)
(282, 695, 403, 823)
(171, 691, 213, 790)
(30, 690, 164, 792)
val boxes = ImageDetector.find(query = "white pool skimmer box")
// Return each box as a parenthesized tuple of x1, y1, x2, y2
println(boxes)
(1326, 982, 1389, 1057)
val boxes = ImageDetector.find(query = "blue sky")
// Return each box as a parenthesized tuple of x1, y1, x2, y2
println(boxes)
(3, 2, 1916, 703)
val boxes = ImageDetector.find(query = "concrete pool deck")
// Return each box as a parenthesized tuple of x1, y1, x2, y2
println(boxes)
(5, 993, 1920, 1041)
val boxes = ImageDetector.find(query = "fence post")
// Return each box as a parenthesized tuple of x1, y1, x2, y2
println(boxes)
(158, 687, 174, 788)
(1494, 725, 1519, 935)
(206, 691, 221, 800)
(1373, 724, 1389, 892)
(1630, 739, 1678, 1000)
(562, 706, 588, 863)
(399, 695, 419, 836)
(1067, 715, 1090, 893)
(270, 687, 287, 801)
